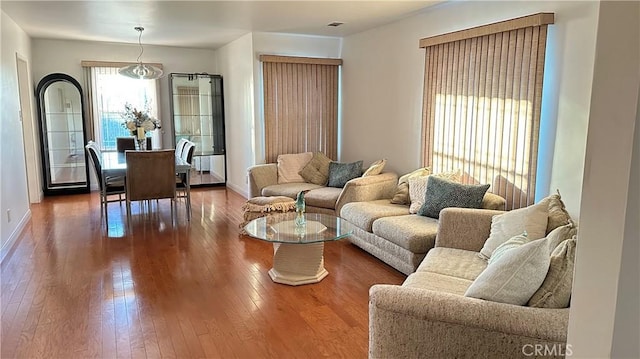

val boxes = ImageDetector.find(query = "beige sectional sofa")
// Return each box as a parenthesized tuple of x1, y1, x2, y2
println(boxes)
(247, 162, 398, 216)
(340, 191, 505, 275)
(369, 207, 570, 358)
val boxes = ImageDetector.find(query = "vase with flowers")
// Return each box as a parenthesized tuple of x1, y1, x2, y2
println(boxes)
(121, 103, 161, 150)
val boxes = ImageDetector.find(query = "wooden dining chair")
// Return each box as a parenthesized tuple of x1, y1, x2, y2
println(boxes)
(85, 141, 126, 225)
(116, 137, 136, 152)
(125, 150, 177, 226)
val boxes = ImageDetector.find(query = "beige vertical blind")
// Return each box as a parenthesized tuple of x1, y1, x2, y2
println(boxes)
(261, 55, 342, 163)
(420, 13, 554, 210)
(176, 86, 199, 134)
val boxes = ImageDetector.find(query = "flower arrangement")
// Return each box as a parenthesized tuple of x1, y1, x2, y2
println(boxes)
(121, 103, 161, 140)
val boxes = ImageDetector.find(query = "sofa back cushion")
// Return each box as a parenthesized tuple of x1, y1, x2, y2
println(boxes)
(277, 152, 313, 184)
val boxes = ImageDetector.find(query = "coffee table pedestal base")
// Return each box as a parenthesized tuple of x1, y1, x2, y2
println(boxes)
(269, 242, 328, 286)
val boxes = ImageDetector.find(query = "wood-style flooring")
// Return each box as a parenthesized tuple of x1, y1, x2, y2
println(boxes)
(1, 188, 405, 358)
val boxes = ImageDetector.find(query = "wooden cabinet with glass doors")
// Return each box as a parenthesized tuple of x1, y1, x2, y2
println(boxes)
(169, 73, 226, 186)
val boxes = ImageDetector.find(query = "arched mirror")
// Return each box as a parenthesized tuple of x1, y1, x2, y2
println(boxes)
(36, 73, 89, 195)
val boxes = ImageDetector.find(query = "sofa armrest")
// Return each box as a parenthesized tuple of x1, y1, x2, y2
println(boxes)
(335, 172, 398, 215)
(247, 163, 277, 198)
(436, 207, 504, 252)
(369, 285, 569, 359)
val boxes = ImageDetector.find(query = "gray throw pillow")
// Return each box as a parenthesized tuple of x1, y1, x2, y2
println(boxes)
(327, 160, 363, 188)
(417, 176, 490, 219)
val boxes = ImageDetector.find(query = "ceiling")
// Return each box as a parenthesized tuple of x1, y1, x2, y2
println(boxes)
(1, 1, 442, 50)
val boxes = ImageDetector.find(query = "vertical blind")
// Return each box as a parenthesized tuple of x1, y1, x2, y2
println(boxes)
(419, 13, 554, 210)
(261, 55, 342, 163)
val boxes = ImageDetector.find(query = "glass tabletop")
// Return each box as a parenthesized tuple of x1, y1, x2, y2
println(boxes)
(244, 213, 354, 244)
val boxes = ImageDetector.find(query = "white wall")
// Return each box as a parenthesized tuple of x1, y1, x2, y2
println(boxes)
(1, 11, 33, 259)
(611, 88, 639, 358)
(568, 1, 640, 357)
(341, 1, 599, 218)
(215, 32, 342, 197)
(214, 33, 256, 196)
(31, 38, 217, 152)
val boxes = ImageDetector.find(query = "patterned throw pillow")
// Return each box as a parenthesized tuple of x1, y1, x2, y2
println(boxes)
(390, 167, 431, 205)
(362, 159, 386, 177)
(299, 152, 332, 185)
(416, 176, 490, 219)
(408, 169, 462, 213)
(327, 160, 363, 188)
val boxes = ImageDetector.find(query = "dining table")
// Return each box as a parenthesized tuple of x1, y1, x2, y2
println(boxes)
(101, 150, 192, 220)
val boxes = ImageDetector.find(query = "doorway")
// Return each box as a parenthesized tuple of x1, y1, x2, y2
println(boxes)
(16, 55, 41, 203)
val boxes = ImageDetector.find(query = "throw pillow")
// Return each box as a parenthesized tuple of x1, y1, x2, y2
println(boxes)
(299, 152, 331, 185)
(416, 177, 490, 219)
(408, 169, 462, 214)
(489, 232, 531, 265)
(362, 159, 386, 177)
(390, 167, 431, 205)
(465, 237, 551, 305)
(546, 191, 573, 234)
(277, 152, 313, 184)
(478, 197, 550, 260)
(528, 237, 577, 308)
(327, 160, 363, 188)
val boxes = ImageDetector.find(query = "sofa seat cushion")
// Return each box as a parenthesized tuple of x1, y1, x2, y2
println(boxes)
(372, 215, 438, 254)
(417, 248, 488, 281)
(340, 200, 410, 232)
(262, 183, 322, 198)
(402, 271, 472, 296)
(304, 187, 342, 209)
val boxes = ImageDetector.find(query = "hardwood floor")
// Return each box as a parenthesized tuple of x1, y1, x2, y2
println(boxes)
(1, 188, 405, 358)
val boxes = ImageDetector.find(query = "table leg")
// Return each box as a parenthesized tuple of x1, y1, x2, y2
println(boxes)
(268, 242, 328, 286)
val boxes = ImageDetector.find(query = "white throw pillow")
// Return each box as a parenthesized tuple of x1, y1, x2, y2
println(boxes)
(488, 232, 531, 265)
(479, 198, 550, 260)
(408, 169, 462, 214)
(465, 237, 552, 305)
(362, 159, 387, 177)
(277, 152, 313, 184)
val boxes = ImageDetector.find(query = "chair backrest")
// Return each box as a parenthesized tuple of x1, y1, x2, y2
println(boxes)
(116, 137, 136, 153)
(181, 140, 196, 164)
(85, 142, 103, 191)
(175, 138, 188, 158)
(126, 150, 176, 201)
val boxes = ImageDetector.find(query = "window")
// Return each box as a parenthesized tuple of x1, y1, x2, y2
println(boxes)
(260, 55, 342, 162)
(81, 63, 160, 151)
(419, 13, 554, 209)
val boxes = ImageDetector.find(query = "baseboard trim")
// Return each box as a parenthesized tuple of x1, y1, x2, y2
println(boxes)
(1, 208, 31, 265)
(226, 182, 248, 199)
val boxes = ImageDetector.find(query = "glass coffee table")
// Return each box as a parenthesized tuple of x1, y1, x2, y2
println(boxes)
(244, 213, 354, 286)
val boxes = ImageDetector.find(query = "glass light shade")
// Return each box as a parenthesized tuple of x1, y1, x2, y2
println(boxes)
(119, 63, 164, 80)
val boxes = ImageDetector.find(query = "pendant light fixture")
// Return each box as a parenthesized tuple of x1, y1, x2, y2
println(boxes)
(119, 26, 164, 80)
